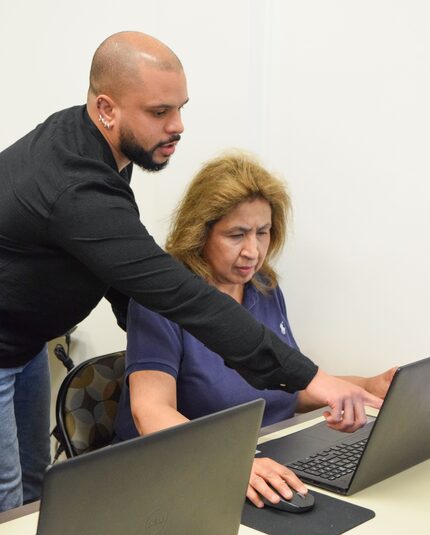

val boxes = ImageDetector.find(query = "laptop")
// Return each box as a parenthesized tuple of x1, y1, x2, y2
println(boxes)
(36, 399, 265, 535)
(257, 356, 430, 495)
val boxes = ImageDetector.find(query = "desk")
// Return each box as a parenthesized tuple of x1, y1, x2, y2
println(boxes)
(1, 409, 429, 534)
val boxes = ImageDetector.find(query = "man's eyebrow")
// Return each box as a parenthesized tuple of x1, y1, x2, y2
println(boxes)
(148, 98, 189, 109)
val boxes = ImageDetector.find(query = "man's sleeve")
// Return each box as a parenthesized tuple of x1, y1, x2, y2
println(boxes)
(104, 287, 129, 332)
(49, 179, 318, 392)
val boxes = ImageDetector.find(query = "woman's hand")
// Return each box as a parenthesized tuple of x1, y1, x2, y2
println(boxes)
(246, 457, 308, 507)
(364, 366, 398, 399)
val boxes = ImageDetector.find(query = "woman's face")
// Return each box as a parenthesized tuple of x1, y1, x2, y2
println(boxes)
(203, 198, 272, 299)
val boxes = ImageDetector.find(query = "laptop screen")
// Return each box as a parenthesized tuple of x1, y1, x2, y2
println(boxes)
(37, 399, 265, 535)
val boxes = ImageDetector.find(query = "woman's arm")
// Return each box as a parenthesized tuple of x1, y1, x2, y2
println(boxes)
(129, 370, 188, 435)
(129, 368, 309, 507)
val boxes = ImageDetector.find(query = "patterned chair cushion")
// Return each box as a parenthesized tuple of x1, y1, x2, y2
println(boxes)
(62, 351, 125, 456)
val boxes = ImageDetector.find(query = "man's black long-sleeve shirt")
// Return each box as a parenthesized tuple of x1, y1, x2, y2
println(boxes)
(0, 106, 317, 391)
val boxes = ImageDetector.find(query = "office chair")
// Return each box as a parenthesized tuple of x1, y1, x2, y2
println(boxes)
(55, 350, 125, 458)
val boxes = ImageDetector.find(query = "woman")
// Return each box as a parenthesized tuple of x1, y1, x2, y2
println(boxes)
(114, 151, 395, 507)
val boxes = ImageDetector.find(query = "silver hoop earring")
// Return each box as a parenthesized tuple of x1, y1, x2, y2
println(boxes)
(98, 114, 111, 130)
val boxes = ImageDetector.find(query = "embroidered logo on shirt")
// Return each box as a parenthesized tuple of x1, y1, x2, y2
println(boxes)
(280, 321, 286, 335)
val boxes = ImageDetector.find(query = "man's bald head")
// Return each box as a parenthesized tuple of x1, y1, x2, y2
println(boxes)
(88, 31, 183, 99)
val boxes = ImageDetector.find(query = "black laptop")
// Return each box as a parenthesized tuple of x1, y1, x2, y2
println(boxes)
(37, 399, 264, 535)
(257, 356, 430, 495)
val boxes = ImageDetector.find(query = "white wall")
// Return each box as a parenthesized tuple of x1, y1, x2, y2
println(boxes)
(265, 1, 430, 374)
(1, 1, 429, 381)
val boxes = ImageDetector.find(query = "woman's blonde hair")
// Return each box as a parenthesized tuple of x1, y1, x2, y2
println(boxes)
(166, 150, 292, 291)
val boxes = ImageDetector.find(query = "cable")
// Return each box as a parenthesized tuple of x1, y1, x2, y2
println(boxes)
(54, 343, 74, 372)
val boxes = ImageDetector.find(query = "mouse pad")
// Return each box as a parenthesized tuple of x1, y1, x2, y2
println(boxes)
(241, 490, 375, 535)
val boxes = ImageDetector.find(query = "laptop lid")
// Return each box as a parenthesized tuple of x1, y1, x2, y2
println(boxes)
(349, 356, 430, 493)
(37, 399, 265, 535)
(257, 356, 430, 495)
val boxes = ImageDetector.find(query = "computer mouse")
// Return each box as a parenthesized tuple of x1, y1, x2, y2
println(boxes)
(261, 489, 315, 513)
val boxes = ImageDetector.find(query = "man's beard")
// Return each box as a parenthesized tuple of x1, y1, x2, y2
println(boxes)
(119, 125, 180, 172)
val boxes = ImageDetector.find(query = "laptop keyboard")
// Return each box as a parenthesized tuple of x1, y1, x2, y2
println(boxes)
(287, 438, 368, 481)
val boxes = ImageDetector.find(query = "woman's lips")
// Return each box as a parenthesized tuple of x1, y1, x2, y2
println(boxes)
(235, 265, 255, 275)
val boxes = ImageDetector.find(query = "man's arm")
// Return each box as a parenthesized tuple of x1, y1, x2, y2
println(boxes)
(104, 287, 129, 331)
(50, 179, 381, 430)
(50, 179, 316, 390)
(298, 367, 397, 414)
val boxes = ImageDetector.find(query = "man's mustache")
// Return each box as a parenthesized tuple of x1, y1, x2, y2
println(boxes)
(155, 134, 181, 149)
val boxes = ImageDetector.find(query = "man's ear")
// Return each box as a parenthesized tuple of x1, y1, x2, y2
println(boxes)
(96, 95, 116, 127)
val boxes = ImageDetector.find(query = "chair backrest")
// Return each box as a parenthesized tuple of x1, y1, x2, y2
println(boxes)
(55, 350, 125, 458)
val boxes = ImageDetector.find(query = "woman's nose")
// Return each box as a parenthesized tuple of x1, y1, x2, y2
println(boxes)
(241, 235, 259, 258)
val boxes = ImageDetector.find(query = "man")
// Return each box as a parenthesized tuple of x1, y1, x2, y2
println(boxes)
(0, 31, 381, 512)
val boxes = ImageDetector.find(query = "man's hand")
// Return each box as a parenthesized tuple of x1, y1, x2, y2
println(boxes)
(304, 369, 383, 432)
(247, 457, 308, 507)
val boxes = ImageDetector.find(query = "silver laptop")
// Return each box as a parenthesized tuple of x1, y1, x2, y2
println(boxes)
(37, 399, 264, 535)
(257, 356, 430, 495)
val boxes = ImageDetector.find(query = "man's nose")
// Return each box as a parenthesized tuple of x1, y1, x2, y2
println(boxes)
(166, 110, 184, 135)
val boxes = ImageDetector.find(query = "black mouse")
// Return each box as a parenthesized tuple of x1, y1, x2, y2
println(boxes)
(261, 489, 315, 513)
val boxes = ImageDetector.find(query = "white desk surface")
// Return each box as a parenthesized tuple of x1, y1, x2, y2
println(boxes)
(1, 409, 429, 534)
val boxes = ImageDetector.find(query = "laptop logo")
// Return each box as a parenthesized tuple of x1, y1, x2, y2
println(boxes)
(145, 509, 168, 534)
